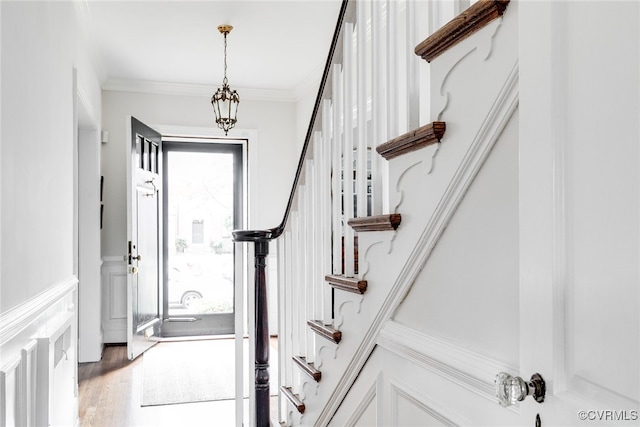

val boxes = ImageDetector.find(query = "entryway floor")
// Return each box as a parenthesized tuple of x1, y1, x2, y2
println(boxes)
(79, 339, 278, 426)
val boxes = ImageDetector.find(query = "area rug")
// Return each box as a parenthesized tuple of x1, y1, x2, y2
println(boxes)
(141, 338, 278, 406)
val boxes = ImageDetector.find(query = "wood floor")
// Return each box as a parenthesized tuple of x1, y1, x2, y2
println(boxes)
(78, 340, 278, 427)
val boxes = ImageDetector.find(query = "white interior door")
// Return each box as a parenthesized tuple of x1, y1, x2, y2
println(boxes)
(519, 1, 639, 425)
(126, 116, 163, 360)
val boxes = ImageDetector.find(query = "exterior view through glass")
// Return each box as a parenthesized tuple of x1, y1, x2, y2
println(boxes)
(163, 140, 242, 336)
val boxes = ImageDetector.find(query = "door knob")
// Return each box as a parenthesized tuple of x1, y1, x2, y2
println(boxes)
(495, 372, 546, 407)
(128, 254, 141, 263)
(127, 242, 141, 263)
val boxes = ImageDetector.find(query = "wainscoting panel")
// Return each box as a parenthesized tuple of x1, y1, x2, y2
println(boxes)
(37, 311, 76, 426)
(21, 341, 37, 427)
(345, 381, 377, 427)
(102, 257, 127, 343)
(390, 380, 467, 426)
(0, 277, 78, 427)
(0, 356, 21, 427)
(376, 322, 519, 426)
(329, 350, 382, 427)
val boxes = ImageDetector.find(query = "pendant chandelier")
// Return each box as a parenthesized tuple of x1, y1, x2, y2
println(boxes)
(211, 25, 240, 135)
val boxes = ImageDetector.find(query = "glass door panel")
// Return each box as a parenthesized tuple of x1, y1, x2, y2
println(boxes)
(162, 141, 243, 337)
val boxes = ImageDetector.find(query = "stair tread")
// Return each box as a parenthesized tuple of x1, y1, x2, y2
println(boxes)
(348, 214, 402, 232)
(293, 356, 322, 382)
(415, 0, 510, 63)
(280, 386, 305, 414)
(325, 274, 367, 295)
(377, 122, 446, 160)
(307, 320, 342, 344)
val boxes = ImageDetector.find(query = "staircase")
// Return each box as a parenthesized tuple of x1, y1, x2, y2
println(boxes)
(233, 1, 517, 425)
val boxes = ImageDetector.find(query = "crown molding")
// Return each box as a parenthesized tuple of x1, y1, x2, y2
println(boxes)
(102, 78, 298, 102)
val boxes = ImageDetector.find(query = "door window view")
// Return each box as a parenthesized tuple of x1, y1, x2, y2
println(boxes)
(166, 150, 235, 316)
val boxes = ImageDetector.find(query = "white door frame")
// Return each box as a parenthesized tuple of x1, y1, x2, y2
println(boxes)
(74, 72, 103, 363)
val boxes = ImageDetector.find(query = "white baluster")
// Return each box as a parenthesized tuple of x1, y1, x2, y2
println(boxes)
(406, 0, 421, 131)
(298, 185, 310, 368)
(372, 0, 388, 215)
(394, 0, 409, 135)
(285, 230, 294, 387)
(388, 0, 399, 138)
(304, 161, 315, 362)
(356, 0, 371, 219)
(290, 210, 301, 388)
(313, 132, 324, 324)
(418, 1, 432, 124)
(277, 234, 288, 424)
(455, 0, 471, 15)
(343, 22, 355, 278)
(331, 64, 343, 275)
(437, 0, 457, 30)
(322, 100, 334, 324)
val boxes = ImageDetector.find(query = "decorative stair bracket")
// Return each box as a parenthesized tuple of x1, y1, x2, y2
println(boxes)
(414, 0, 510, 63)
(325, 274, 368, 295)
(348, 214, 402, 232)
(308, 320, 342, 344)
(293, 356, 322, 382)
(231, 229, 273, 427)
(281, 386, 306, 414)
(376, 122, 446, 160)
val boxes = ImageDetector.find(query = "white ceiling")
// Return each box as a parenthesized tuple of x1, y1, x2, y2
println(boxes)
(81, 0, 342, 100)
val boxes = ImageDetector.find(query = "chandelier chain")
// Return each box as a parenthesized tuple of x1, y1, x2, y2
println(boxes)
(223, 32, 228, 86)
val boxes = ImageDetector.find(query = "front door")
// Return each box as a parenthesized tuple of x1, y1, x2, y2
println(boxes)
(161, 139, 243, 337)
(126, 117, 163, 360)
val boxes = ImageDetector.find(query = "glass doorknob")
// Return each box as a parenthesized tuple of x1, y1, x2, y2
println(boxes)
(495, 372, 546, 407)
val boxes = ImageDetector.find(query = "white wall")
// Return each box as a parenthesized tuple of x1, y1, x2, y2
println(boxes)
(101, 90, 299, 258)
(0, 1, 102, 425)
(1, 0, 102, 310)
(0, 0, 3, 299)
(394, 110, 520, 367)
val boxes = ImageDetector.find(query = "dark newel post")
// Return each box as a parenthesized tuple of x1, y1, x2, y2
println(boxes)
(233, 229, 274, 427)
(254, 239, 270, 427)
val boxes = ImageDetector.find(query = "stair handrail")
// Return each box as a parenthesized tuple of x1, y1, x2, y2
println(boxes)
(231, 2, 350, 426)
(233, 0, 349, 243)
